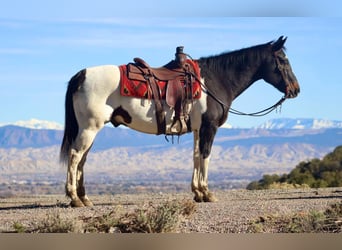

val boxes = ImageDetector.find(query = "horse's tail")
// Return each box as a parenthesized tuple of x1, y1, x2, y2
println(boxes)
(60, 69, 86, 165)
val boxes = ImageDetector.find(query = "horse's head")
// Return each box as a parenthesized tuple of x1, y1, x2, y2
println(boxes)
(262, 36, 300, 99)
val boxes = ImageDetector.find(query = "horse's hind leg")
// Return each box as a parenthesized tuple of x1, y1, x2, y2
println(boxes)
(76, 147, 93, 206)
(66, 128, 99, 207)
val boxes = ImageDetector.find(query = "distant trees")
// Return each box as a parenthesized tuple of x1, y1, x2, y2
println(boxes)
(247, 145, 342, 190)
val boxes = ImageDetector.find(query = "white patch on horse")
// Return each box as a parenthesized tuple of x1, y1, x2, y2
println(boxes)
(189, 77, 207, 131)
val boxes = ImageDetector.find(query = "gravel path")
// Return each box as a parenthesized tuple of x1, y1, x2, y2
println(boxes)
(0, 188, 341, 233)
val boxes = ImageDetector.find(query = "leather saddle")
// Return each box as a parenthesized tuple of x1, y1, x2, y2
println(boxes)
(125, 47, 199, 136)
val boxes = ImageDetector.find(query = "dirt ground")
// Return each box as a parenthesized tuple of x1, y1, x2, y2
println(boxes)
(0, 188, 341, 233)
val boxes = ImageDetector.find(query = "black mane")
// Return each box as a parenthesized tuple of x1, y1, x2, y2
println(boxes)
(198, 42, 273, 72)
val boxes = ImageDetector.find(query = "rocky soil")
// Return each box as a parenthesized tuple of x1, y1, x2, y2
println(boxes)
(0, 188, 341, 233)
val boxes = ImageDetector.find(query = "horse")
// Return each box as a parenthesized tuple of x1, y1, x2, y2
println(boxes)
(60, 36, 300, 207)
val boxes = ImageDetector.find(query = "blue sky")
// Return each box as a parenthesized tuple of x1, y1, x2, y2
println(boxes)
(0, 1, 341, 128)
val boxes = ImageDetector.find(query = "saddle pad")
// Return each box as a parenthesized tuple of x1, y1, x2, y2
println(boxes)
(119, 63, 202, 100)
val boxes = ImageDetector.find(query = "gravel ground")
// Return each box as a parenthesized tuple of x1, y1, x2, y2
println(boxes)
(0, 188, 341, 233)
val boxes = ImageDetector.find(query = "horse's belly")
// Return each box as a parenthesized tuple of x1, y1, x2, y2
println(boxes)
(112, 97, 205, 135)
(118, 98, 174, 134)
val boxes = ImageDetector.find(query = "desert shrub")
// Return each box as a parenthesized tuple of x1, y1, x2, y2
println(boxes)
(268, 182, 310, 190)
(83, 199, 197, 233)
(248, 201, 342, 233)
(31, 210, 82, 233)
(13, 222, 26, 233)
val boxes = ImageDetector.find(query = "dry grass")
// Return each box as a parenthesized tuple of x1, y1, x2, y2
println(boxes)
(31, 210, 83, 233)
(12, 199, 197, 233)
(83, 199, 197, 233)
(248, 201, 342, 233)
(268, 182, 310, 190)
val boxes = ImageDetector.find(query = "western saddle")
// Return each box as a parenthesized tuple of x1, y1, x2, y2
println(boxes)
(126, 46, 200, 136)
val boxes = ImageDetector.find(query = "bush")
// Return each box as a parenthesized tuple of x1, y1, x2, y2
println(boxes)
(31, 210, 82, 233)
(247, 145, 342, 190)
(13, 199, 197, 233)
(248, 201, 342, 233)
(83, 199, 197, 233)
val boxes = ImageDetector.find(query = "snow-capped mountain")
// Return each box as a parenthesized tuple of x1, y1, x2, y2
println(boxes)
(257, 118, 342, 130)
(1, 117, 342, 186)
(1, 118, 342, 131)
(0, 119, 63, 130)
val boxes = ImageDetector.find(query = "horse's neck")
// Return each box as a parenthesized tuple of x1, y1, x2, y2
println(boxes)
(199, 51, 265, 100)
(228, 64, 262, 100)
(231, 73, 261, 99)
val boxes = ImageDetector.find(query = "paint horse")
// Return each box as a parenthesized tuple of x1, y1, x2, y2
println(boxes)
(60, 36, 300, 207)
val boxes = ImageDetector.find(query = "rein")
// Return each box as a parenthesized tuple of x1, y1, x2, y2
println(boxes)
(188, 67, 287, 117)
(201, 81, 286, 117)
(228, 96, 286, 116)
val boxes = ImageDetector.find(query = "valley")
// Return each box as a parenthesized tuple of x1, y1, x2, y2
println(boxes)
(0, 118, 341, 196)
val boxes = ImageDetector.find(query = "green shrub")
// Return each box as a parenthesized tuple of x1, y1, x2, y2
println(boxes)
(247, 145, 342, 190)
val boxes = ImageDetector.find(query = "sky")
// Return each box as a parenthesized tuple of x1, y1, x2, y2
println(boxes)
(0, 1, 341, 128)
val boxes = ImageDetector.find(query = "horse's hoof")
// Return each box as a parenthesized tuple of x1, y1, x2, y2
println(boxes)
(81, 198, 94, 207)
(193, 193, 204, 203)
(70, 199, 85, 207)
(203, 192, 218, 202)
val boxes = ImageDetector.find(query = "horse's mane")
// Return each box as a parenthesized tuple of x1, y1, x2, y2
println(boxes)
(199, 41, 278, 72)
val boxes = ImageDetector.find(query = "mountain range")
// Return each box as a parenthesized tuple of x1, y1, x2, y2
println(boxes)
(257, 118, 342, 129)
(1, 117, 342, 131)
(0, 118, 342, 189)
(0, 118, 64, 130)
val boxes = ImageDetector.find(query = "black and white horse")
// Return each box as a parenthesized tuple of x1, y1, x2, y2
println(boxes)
(60, 36, 300, 207)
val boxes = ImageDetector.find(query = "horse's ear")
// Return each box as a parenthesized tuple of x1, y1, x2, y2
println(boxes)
(272, 36, 287, 52)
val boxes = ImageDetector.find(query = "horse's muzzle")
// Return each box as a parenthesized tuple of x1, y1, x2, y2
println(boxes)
(286, 82, 300, 98)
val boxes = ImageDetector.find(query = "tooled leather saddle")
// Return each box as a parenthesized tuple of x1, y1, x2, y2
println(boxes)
(119, 46, 202, 135)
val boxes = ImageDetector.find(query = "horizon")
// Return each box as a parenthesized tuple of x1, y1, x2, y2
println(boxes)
(1, 117, 342, 130)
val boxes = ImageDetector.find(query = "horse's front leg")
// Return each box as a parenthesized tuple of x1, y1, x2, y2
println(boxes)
(191, 129, 218, 202)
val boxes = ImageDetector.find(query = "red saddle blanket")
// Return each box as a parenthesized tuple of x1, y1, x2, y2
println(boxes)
(119, 60, 202, 100)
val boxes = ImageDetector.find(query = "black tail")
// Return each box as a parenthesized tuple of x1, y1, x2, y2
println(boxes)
(60, 69, 86, 165)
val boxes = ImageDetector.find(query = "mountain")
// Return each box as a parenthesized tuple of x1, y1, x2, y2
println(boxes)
(1, 118, 342, 189)
(0, 119, 63, 130)
(1, 124, 342, 150)
(0, 125, 63, 149)
(257, 118, 342, 129)
(2, 118, 342, 131)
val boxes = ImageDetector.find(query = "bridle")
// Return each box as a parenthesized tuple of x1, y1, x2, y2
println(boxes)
(274, 50, 294, 98)
(199, 50, 289, 117)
